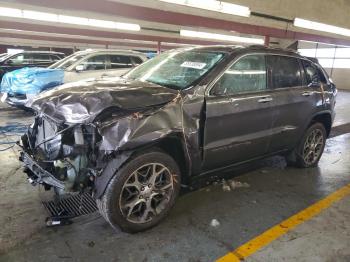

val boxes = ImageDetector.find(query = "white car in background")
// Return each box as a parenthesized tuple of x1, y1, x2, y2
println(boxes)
(49, 49, 148, 82)
(3, 49, 148, 108)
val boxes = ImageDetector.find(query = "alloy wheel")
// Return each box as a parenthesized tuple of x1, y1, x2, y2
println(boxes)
(302, 129, 324, 165)
(119, 163, 174, 224)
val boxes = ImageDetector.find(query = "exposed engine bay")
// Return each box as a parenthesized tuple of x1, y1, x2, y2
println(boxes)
(20, 115, 100, 195)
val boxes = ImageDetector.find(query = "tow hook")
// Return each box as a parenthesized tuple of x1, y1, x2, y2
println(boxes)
(45, 210, 73, 227)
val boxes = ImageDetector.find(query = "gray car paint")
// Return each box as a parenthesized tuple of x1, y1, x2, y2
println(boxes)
(20, 45, 337, 198)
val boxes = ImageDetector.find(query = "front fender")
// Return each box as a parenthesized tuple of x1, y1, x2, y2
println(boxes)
(94, 96, 186, 198)
(98, 96, 183, 152)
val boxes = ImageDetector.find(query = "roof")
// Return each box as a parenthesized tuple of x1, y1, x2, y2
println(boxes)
(175, 44, 302, 58)
(19, 51, 65, 55)
(72, 49, 147, 56)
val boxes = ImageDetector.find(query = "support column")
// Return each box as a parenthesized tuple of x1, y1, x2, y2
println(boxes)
(157, 41, 161, 54)
(264, 36, 270, 47)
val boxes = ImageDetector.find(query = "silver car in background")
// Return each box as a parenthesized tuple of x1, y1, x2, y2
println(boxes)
(49, 49, 148, 82)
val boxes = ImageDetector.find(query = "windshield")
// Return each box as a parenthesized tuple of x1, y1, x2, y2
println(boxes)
(124, 49, 225, 90)
(49, 53, 85, 70)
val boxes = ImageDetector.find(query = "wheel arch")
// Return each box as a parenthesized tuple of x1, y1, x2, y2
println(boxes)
(309, 111, 332, 137)
(94, 133, 191, 199)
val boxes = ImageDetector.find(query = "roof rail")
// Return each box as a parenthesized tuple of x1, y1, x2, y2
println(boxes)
(248, 45, 298, 53)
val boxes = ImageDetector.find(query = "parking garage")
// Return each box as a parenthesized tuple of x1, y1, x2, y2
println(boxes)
(0, 1, 350, 261)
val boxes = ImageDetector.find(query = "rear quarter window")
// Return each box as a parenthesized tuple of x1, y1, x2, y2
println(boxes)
(132, 56, 144, 65)
(301, 59, 328, 85)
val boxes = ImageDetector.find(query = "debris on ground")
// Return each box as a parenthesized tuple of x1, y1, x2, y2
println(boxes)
(210, 219, 220, 228)
(222, 180, 231, 192)
(221, 179, 250, 192)
(227, 179, 250, 190)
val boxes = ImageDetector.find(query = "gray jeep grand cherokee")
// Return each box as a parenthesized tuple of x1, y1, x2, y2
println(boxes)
(19, 45, 336, 232)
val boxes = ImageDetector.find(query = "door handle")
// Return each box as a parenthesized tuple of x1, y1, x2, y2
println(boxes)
(302, 91, 314, 97)
(258, 97, 273, 103)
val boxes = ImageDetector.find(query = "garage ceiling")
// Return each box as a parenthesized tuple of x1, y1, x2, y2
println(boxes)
(1, 0, 350, 50)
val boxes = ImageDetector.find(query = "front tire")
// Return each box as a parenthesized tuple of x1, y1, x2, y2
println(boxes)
(290, 122, 327, 168)
(96, 150, 181, 233)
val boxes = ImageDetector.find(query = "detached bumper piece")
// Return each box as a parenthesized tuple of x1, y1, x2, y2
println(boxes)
(42, 192, 97, 227)
(20, 151, 65, 189)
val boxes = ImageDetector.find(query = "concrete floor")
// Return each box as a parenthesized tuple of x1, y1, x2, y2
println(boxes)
(0, 91, 350, 262)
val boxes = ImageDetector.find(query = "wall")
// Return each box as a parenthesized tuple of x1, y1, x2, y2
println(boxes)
(325, 68, 350, 90)
(298, 41, 350, 90)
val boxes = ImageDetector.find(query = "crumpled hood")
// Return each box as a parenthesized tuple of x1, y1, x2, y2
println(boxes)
(30, 77, 179, 124)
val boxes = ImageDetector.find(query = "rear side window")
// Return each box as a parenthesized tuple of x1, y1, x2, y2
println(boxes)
(132, 56, 143, 65)
(301, 60, 328, 85)
(213, 54, 267, 95)
(316, 67, 327, 84)
(79, 55, 107, 71)
(267, 55, 302, 88)
(50, 55, 62, 62)
(109, 55, 133, 69)
(32, 54, 51, 63)
(301, 60, 319, 85)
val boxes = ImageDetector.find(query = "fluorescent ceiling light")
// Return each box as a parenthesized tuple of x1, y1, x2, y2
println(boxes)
(58, 15, 89, 25)
(0, 6, 140, 31)
(89, 19, 116, 29)
(160, 0, 250, 17)
(180, 29, 264, 44)
(0, 7, 22, 17)
(22, 10, 58, 22)
(294, 18, 350, 37)
(115, 22, 140, 31)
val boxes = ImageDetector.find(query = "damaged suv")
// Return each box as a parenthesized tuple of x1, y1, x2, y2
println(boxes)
(19, 46, 336, 232)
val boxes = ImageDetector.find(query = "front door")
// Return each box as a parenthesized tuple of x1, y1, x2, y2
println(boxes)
(67, 54, 108, 82)
(203, 54, 274, 171)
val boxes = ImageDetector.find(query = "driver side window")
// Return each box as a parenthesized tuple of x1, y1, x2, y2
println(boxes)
(7, 54, 32, 65)
(212, 54, 267, 96)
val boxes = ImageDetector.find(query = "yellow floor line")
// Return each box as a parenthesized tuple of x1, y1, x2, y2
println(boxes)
(216, 183, 350, 262)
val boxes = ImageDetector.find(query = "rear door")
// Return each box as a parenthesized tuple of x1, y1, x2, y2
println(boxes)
(31, 53, 53, 67)
(203, 54, 275, 171)
(104, 54, 135, 76)
(267, 55, 323, 152)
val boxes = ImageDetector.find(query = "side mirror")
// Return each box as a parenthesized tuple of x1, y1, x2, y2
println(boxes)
(75, 65, 84, 72)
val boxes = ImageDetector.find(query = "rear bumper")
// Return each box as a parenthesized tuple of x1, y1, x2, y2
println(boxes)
(19, 151, 65, 189)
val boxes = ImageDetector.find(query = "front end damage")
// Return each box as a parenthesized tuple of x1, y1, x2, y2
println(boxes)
(20, 116, 100, 195)
(18, 88, 189, 200)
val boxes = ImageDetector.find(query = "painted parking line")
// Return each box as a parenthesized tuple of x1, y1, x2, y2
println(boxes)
(216, 183, 350, 262)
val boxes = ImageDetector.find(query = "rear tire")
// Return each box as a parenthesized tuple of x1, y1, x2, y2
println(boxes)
(288, 122, 327, 168)
(96, 150, 181, 233)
